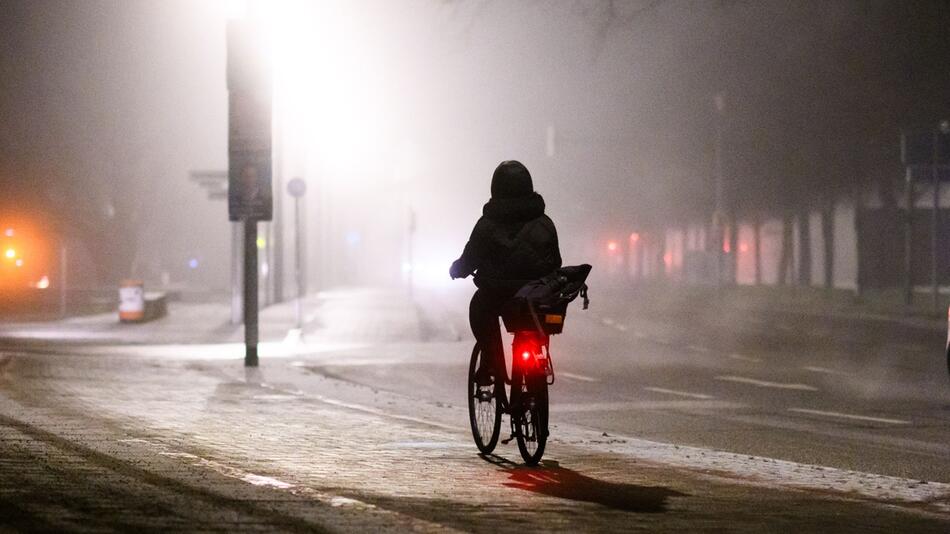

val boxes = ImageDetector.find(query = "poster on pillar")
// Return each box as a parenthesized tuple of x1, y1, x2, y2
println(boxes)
(228, 148, 272, 221)
(228, 93, 273, 221)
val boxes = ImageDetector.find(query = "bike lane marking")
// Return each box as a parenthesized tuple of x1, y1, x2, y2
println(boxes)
(715, 375, 818, 391)
(558, 372, 599, 382)
(788, 408, 911, 426)
(552, 400, 745, 412)
(644, 387, 715, 400)
(728, 353, 762, 363)
(801, 365, 849, 377)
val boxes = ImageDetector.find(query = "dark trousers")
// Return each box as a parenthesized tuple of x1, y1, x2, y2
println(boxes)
(469, 288, 512, 390)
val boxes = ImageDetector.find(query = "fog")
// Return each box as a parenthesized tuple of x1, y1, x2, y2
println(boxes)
(2, 0, 949, 300)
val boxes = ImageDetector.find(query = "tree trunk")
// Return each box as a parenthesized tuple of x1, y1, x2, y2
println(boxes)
(620, 235, 629, 280)
(642, 235, 650, 279)
(631, 236, 639, 282)
(778, 210, 794, 285)
(821, 201, 835, 291)
(753, 215, 762, 285)
(798, 207, 812, 286)
(854, 188, 864, 297)
(729, 215, 739, 285)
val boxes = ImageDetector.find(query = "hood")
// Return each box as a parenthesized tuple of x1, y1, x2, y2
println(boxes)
(483, 192, 545, 222)
(490, 160, 533, 199)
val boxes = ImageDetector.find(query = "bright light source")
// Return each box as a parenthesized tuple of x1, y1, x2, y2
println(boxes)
(739, 242, 749, 253)
(4, 248, 15, 259)
(629, 232, 639, 243)
(225, 0, 248, 20)
(265, 2, 393, 174)
(256, 237, 266, 249)
(188, 258, 199, 269)
(522, 351, 531, 360)
(406, 258, 456, 287)
(36, 275, 49, 289)
(4, 228, 13, 237)
(663, 253, 673, 265)
(722, 240, 731, 253)
(607, 241, 618, 252)
(15, 259, 23, 267)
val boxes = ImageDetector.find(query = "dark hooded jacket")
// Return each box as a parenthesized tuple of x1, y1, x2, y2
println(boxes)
(451, 161, 561, 290)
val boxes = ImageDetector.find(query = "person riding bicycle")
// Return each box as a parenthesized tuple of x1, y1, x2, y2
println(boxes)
(450, 160, 562, 391)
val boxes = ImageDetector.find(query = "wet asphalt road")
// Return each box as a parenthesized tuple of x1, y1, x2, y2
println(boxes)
(320, 286, 950, 484)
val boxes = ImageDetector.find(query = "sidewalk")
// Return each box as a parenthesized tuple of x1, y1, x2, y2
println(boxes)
(598, 282, 947, 332)
(0, 287, 448, 348)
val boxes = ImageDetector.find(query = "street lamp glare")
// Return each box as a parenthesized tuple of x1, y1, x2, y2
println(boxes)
(225, 0, 248, 20)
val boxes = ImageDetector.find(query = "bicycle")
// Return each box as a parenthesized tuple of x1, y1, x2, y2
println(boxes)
(468, 330, 553, 465)
(467, 264, 590, 465)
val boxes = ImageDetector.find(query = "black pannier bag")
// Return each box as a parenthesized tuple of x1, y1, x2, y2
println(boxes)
(502, 264, 592, 335)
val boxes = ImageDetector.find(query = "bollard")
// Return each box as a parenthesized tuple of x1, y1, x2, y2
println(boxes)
(118, 279, 145, 323)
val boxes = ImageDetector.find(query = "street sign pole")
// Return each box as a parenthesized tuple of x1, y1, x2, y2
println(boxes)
(287, 177, 307, 331)
(273, 104, 284, 305)
(294, 194, 302, 329)
(244, 219, 259, 366)
(408, 206, 416, 300)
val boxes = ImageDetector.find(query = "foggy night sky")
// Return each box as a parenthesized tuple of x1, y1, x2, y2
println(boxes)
(1, 0, 949, 287)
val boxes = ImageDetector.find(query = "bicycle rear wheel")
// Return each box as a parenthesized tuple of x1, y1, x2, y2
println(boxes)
(468, 343, 502, 454)
(514, 372, 548, 465)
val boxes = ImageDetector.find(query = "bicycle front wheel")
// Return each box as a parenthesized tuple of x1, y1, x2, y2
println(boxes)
(514, 372, 548, 465)
(468, 343, 502, 454)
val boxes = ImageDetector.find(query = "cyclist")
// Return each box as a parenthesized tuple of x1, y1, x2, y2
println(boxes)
(450, 160, 562, 393)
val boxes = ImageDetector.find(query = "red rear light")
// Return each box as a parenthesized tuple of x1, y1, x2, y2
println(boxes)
(514, 332, 548, 368)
